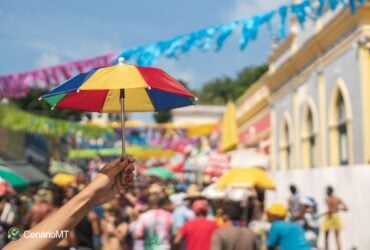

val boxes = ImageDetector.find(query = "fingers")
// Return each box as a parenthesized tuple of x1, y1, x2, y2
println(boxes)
(120, 163, 135, 186)
(103, 157, 130, 176)
(126, 156, 136, 164)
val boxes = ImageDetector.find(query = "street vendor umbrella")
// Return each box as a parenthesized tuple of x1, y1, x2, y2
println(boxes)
(0, 167, 29, 192)
(0, 177, 16, 196)
(40, 58, 196, 156)
(216, 168, 275, 190)
(52, 173, 75, 187)
(144, 167, 175, 180)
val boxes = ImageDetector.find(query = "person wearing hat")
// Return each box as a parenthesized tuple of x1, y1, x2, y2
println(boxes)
(211, 201, 260, 250)
(266, 203, 309, 250)
(174, 200, 218, 250)
(295, 197, 320, 249)
(170, 191, 194, 250)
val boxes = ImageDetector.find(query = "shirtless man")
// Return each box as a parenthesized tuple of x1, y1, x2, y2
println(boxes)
(26, 189, 55, 229)
(323, 186, 348, 250)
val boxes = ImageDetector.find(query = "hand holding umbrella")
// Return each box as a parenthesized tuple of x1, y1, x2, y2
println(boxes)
(40, 58, 196, 187)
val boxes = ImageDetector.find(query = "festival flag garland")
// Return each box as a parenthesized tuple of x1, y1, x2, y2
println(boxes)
(0, 105, 113, 138)
(0, 0, 366, 99)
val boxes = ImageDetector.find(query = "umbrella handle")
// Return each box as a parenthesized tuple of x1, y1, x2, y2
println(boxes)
(120, 89, 126, 156)
(119, 89, 131, 189)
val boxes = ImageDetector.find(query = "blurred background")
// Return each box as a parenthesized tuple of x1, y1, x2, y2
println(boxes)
(1, 0, 370, 249)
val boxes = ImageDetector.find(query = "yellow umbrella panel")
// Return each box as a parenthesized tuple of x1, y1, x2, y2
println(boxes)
(221, 102, 239, 152)
(216, 168, 275, 190)
(52, 173, 75, 187)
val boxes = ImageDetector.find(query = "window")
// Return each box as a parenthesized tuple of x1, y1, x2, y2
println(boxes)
(329, 80, 352, 166)
(337, 94, 348, 165)
(302, 104, 317, 168)
(307, 110, 316, 167)
(280, 119, 292, 170)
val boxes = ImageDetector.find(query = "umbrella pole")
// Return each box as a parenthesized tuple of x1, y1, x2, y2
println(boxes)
(120, 89, 126, 156)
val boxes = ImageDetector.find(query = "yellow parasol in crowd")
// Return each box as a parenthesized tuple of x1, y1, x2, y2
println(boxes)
(216, 168, 275, 190)
(52, 173, 75, 187)
(220, 101, 239, 152)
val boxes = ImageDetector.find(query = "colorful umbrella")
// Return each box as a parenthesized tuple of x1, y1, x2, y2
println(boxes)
(0, 177, 16, 196)
(216, 168, 275, 190)
(40, 58, 196, 156)
(144, 167, 175, 180)
(0, 167, 29, 192)
(52, 173, 75, 187)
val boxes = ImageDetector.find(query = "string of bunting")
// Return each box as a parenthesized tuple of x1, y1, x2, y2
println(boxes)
(0, 0, 365, 99)
(0, 105, 113, 138)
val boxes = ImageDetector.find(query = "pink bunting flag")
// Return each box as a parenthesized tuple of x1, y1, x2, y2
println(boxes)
(0, 51, 119, 98)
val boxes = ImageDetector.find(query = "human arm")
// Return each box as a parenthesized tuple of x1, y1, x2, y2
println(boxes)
(266, 223, 279, 250)
(339, 198, 348, 211)
(174, 224, 186, 246)
(4, 157, 135, 250)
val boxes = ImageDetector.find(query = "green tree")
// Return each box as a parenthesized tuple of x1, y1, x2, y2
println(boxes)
(198, 64, 268, 105)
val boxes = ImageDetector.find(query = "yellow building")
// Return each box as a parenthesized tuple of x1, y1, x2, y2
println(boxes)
(237, 5, 370, 170)
(236, 78, 271, 155)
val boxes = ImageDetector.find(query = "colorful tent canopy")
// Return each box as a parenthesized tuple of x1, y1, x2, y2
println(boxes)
(144, 167, 175, 180)
(4, 161, 49, 186)
(216, 168, 275, 190)
(0, 166, 29, 192)
(52, 173, 75, 187)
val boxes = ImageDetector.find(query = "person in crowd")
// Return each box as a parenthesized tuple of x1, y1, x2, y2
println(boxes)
(174, 200, 218, 250)
(287, 184, 300, 219)
(26, 188, 55, 229)
(0, 193, 16, 248)
(295, 197, 320, 249)
(127, 210, 144, 250)
(135, 193, 173, 250)
(323, 186, 348, 250)
(170, 191, 194, 250)
(245, 189, 261, 225)
(55, 186, 78, 250)
(101, 202, 128, 250)
(71, 187, 101, 250)
(214, 207, 224, 227)
(4, 156, 135, 250)
(211, 202, 260, 250)
(266, 203, 309, 250)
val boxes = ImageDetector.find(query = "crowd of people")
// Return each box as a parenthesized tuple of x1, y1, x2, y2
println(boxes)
(0, 158, 348, 250)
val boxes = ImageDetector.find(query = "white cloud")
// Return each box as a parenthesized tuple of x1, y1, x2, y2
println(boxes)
(222, 0, 288, 21)
(35, 53, 61, 68)
(157, 58, 196, 88)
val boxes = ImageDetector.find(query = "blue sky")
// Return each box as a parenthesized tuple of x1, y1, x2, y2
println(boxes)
(0, 0, 286, 121)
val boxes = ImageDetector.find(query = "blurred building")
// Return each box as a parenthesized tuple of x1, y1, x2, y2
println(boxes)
(237, 5, 370, 170)
(237, 83, 271, 155)
(171, 105, 225, 124)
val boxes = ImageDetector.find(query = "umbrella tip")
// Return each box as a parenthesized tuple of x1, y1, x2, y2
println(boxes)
(118, 57, 125, 64)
